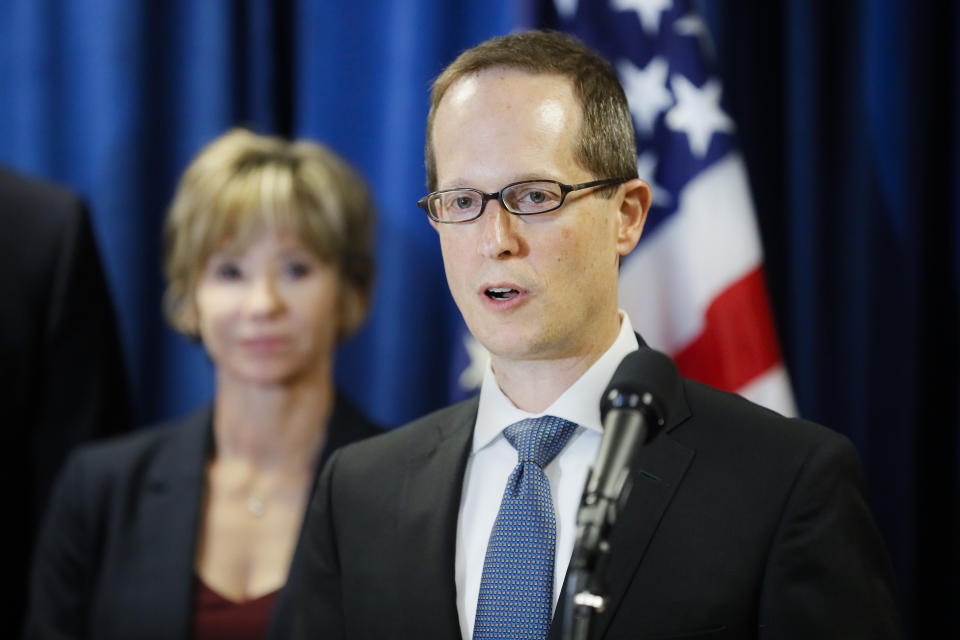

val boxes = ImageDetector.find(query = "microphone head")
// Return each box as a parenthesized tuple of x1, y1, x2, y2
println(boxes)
(600, 348, 679, 428)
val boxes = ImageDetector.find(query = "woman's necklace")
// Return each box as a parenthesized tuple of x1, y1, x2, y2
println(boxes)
(245, 476, 309, 517)
(247, 494, 266, 517)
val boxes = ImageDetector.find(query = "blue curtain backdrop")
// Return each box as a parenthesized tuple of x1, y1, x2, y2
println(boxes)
(692, 5, 958, 639)
(0, 1, 955, 638)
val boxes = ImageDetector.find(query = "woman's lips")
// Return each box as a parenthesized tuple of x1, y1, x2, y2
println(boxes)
(241, 336, 289, 352)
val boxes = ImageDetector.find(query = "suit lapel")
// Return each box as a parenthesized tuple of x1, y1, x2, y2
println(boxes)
(551, 346, 695, 639)
(594, 435, 695, 638)
(549, 435, 694, 640)
(130, 407, 211, 638)
(394, 398, 477, 639)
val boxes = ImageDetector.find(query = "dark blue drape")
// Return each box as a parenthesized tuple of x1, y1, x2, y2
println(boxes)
(1, 1, 955, 637)
(697, 2, 959, 636)
(0, 0, 528, 425)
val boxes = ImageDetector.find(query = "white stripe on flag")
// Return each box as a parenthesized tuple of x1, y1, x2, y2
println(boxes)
(620, 152, 763, 353)
(738, 365, 797, 417)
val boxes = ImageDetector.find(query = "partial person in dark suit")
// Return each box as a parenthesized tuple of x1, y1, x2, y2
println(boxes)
(25, 128, 382, 639)
(281, 31, 903, 639)
(0, 166, 130, 636)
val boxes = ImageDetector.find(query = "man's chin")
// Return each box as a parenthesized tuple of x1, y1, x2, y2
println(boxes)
(463, 310, 565, 362)
(473, 331, 548, 364)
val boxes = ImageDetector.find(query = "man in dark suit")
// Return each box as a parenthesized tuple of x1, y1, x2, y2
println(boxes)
(0, 166, 130, 634)
(282, 31, 903, 639)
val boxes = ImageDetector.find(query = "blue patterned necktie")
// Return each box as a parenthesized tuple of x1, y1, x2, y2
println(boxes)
(474, 415, 578, 640)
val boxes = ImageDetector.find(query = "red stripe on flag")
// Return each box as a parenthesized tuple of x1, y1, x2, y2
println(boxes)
(673, 267, 783, 392)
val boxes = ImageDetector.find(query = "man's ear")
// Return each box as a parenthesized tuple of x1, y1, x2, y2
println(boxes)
(615, 178, 652, 256)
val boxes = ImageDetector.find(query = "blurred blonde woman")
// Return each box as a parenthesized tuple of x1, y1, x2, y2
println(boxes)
(26, 129, 382, 639)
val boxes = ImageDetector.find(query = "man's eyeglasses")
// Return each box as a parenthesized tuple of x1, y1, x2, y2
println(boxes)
(417, 177, 630, 224)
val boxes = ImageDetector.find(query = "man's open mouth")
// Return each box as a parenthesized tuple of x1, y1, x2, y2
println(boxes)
(485, 287, 520, 301)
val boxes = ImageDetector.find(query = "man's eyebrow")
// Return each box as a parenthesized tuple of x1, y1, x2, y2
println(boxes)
(437, 173, 564, 190)
(436, 177, 472, 190)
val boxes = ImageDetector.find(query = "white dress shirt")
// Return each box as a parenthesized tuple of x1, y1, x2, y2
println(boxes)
(455, 312, 640, 639)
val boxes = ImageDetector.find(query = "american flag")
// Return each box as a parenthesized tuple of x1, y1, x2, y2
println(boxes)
(451, 0, 796, 415)
(552, 0, 796, 414)
(452, 0, 794, 416)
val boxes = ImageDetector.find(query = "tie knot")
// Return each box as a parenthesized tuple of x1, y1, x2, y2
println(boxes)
(503, 415, 577, 469)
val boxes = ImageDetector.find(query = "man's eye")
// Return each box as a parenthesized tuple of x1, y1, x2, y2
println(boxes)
(454, 195, 476, 210)
(508, 184, 560, 211)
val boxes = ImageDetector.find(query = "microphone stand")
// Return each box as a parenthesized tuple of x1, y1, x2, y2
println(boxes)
(561, 349, 671, 640)
(562, 473, 634, 640)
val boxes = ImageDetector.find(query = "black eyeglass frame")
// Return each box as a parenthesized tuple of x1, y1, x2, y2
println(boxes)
(416, 177, 631, 223)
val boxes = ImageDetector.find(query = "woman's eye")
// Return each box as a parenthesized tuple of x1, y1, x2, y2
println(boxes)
(284, 261, 312, 278)
(526, 190, 547, 203)
(215, 263, 243, 280)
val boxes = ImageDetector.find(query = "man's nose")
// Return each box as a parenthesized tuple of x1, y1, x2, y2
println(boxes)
(478, 200, 521, 258)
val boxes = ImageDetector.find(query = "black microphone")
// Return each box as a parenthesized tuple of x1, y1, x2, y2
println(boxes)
(575, 348, 673, 558)
(564, 348, 677, 640)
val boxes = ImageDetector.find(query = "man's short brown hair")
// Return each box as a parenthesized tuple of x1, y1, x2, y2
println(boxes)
(424, 29, 637, 192)
(163, 128, 375, 340)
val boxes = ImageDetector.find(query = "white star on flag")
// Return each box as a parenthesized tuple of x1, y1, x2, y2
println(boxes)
(637, 151, 672, 206)
(674, 12, 715, 58)
(458, 334, 490, 391)
(618, 56, 673, 134)
(664, 74, 734, 157)
(553, 0, 579, 20)
(611, 0, 673, 35)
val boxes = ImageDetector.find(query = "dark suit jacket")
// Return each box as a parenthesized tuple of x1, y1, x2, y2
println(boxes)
(0, 166, 130, 635)
(281, 348, 903, 639)
(25, 393, 381, 640)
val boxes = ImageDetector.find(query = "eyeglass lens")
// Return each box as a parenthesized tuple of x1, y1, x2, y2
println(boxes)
(431, 181, 564, 222)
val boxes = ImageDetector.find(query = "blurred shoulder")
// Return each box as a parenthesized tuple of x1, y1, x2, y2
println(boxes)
(0, 166, 82, 222)
(331, 396, 478, 468)
(58, 406, 211, 488)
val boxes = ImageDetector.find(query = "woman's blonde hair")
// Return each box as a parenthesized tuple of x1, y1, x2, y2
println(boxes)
(163, 128, 375, 339)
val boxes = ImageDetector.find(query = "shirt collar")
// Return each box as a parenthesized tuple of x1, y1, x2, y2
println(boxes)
(473, 311, 640, 453)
